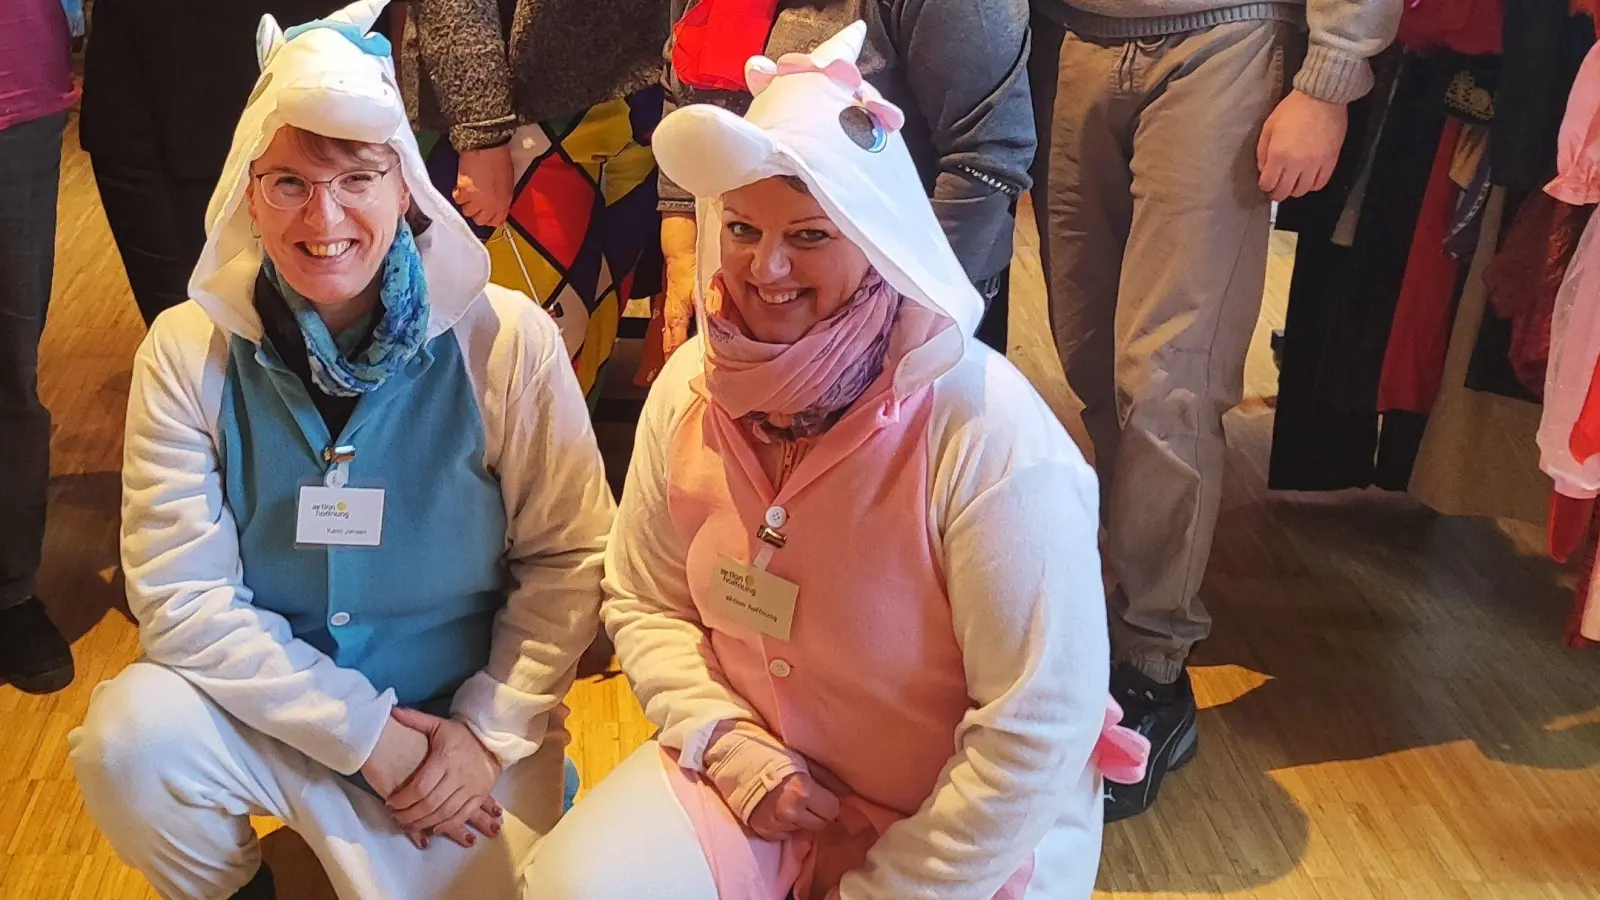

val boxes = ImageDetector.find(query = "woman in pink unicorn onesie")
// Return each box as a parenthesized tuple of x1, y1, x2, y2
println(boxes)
(522, 23, 1149, 900)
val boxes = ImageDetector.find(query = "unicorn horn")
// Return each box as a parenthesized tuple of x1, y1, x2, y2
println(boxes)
(326, 0, 390, 33)
(810, 21, 868, 67)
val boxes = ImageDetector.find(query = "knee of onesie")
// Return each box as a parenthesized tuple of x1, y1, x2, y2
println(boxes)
(69, 662, 211, 802)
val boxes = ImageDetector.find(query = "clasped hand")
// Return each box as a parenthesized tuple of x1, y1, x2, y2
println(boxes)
(359, 706, 504, 850)
(703, 721, 843, 842)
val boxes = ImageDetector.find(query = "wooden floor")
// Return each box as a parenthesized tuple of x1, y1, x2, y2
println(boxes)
(3, 114, 1598, 899)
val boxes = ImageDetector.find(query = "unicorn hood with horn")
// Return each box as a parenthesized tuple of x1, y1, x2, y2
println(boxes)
(188, 0, 489, 340)
(653, 20, 984, 393)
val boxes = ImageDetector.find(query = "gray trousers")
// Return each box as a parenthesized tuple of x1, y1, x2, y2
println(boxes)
(1031, 18, 1292, 682)
(0, 110, 66, 609)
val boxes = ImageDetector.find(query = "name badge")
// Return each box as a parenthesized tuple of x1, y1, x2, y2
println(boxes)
(296, 486, 385, 547)
(706, 554, 798, 641)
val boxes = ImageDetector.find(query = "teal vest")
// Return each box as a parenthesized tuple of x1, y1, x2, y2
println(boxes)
(219, 332, 508, 708)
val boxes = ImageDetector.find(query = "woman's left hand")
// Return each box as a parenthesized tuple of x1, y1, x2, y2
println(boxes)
(385, 706, 504, 846)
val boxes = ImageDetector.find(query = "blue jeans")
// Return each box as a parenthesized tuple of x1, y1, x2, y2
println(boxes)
(0, 110, 67, 608)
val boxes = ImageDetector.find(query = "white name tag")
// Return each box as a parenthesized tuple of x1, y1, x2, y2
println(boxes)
(705, 554, 798, 641)
(296, 486, 385, 547)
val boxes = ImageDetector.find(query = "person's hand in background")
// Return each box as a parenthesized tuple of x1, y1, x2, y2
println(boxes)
(660, 213, 698, 357)
(455, 143, 515, 229)
(1257, 90, 1348, 203)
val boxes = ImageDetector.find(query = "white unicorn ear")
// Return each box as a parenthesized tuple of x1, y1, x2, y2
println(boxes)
(811, 21, 867, 67)
(326, 0, 390, 33)
(746, 56, 779, 96)
(256, 14, 286, 69)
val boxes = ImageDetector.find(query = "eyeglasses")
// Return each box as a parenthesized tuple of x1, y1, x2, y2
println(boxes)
(252, 166, 398, 211)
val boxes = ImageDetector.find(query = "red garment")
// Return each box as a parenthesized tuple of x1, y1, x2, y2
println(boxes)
(1567, 509, 1600, 649)
(1378, 118, 1465, 414)
(1397, 0, 1504, 55)
(1548, 493, 1595, 561)
(1573, 354, 1600, 460)
(1483, 194, 1595, 398)
(671, 0, 779, 92)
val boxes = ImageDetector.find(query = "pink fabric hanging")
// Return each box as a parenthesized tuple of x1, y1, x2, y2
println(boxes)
(1538, 43, 1600, 499)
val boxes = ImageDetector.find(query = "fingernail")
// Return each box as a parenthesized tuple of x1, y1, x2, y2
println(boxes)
(420, 837, 430, 849)
(466, 833, 477, 846)
(490, 823, 501, 836)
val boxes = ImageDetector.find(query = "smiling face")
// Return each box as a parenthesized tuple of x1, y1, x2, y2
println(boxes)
(718, 176, 871, 345)
(246, 127, 409, 311)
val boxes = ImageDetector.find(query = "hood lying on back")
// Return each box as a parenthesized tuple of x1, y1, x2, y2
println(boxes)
(651, 21, 984, 391)
(187, 0, 490, 342)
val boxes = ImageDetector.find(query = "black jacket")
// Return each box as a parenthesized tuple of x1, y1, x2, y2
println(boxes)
(81, 0, 349, 178)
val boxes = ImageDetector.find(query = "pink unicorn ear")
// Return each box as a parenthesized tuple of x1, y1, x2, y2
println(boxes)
(863, 97, 904, 134)
(746, 56, 779, 96)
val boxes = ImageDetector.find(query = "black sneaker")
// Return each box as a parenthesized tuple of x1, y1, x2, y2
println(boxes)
(232, 864, 276, 900)
(0, 597, 74, 695)
(1105, 664, 1197, 823)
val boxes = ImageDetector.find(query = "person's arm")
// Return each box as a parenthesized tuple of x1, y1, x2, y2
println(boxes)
(121, 310, 397, 776)
(658, 0, 699, 217)
(603, 340, 766, 770)
(1297, 0, 1402, 104)
(1258, 0, 1401, 201)
(450, 297, 615, 767)
(839, 393, 1110, 899)
(410, 0, 516, 151)
(889, 0, 1035, 289)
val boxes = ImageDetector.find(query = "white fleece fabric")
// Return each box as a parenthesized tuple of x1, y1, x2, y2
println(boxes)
(598, 337, 1110, 900)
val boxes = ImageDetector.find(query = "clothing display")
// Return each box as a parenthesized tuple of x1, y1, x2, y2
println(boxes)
(71, 5, 616, 893)
(1483, 191, 1595, 398)
(1273, 7, 1600, 647)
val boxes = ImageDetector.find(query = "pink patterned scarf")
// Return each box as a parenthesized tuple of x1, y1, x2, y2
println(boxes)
(705, 269, 902, 442)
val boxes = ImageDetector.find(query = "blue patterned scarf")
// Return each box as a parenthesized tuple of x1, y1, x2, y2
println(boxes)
(262, 221, 429, 397)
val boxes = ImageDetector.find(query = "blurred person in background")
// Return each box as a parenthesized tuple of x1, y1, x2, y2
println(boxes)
(403, 0, 668, 402)
(80, 0, 348, 325)
(0, 0, 81, 695)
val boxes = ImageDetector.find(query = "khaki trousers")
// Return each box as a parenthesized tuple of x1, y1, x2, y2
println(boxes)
(1031, 17, 1293, 682)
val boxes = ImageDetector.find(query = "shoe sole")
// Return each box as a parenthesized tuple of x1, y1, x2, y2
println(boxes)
(3, 660, 75, 695)
(1105, 702, 1198, 823)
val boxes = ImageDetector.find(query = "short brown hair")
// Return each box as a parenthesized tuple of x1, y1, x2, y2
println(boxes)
(281, 127, 432, 235)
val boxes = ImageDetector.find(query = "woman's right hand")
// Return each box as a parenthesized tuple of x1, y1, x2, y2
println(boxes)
(746, 771, 842, 841)
(702, 721, 841, 841)
(360, 715, 503, 850)
(660, 213, 699, 359)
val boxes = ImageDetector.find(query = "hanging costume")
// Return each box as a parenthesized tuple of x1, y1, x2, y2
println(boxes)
(405, 0, 668, 403)
(68, 4, 616, 896)
(526, 24, 1146, 900)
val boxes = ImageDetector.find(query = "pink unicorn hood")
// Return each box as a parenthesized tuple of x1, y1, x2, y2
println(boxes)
(653, 21, 985, 360)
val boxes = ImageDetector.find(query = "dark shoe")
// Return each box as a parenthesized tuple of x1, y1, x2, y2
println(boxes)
(0, 597, 74, 695)
(1105, 664, 1198, 823)
(232, 864, 276, 900)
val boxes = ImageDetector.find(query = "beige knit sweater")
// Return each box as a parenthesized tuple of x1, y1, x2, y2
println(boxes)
(1035, 0, 1402, 104)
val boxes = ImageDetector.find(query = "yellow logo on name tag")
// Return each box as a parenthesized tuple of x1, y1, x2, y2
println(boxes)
(707, 554, 798, 641)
